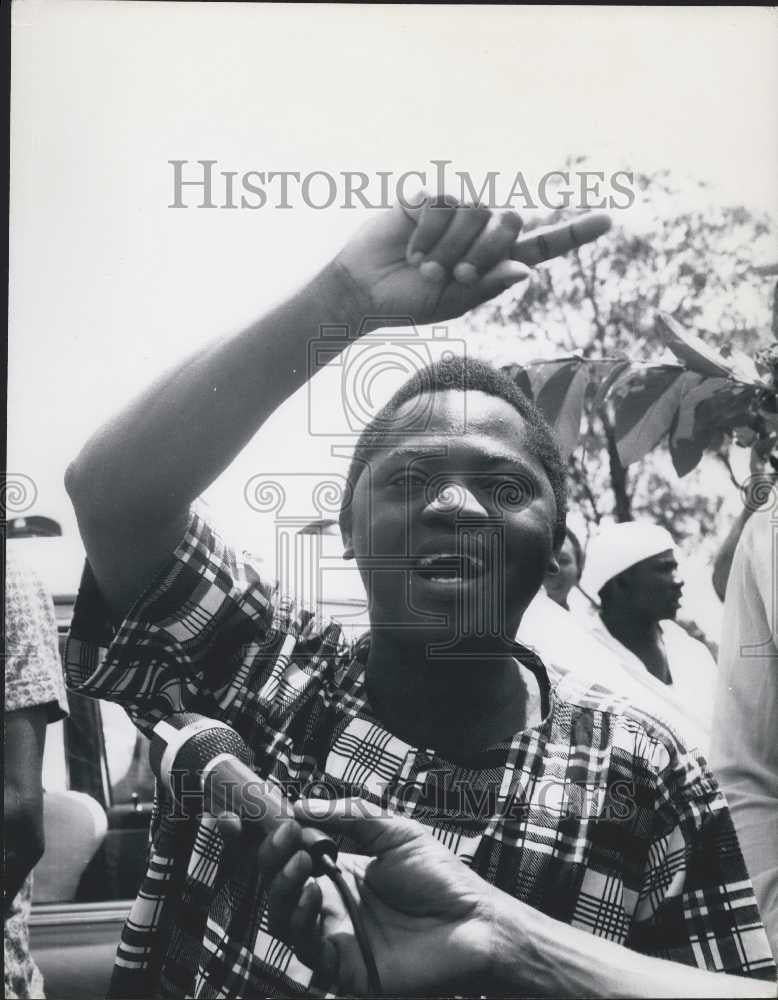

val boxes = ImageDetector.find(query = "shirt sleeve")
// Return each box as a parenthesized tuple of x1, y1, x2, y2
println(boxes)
(628, 737, 777, 981)
(5, 549, 68, 722)
(63, 506, 330, 740)
(711, 509, 778, 963)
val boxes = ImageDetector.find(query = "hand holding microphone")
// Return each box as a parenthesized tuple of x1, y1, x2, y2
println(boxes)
(262, 797, 499, 997)
(149, 713, 382, 991)
(149, 714, 507, 995)
(148, 713, 338, 874)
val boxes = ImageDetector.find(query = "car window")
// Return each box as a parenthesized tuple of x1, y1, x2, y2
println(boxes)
(100, 701, 156, 804)
(33, 625, 154, 906)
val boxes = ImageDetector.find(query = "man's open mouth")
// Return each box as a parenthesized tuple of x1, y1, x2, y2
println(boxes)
(412, 553, 485, 584)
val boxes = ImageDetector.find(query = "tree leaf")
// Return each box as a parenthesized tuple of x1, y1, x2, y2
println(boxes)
(501, 363, 533, 400)
(671, 375, 726, 442)
(669, 378, 757, 476)
(534, 360, 591, 460)
(655, 312, 737, 379)
(591, 359, 633, 413)
(610, 365, 687, 467)
(523, 357, 582, 400)
(504, 358, 592, 459)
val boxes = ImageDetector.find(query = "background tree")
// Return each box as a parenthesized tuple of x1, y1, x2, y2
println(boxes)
(462, 160, 776, 550)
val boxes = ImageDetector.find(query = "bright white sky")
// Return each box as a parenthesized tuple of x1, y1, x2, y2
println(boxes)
(8, 2, 778, 637)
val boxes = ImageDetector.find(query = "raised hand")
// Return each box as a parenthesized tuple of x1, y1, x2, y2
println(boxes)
(256, 798, 497, 996)
(335, 190, 611, 328)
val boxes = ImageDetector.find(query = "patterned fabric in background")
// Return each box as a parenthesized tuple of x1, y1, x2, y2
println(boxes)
(64, 509, 777, 999)
(5, 547, 69, 1000)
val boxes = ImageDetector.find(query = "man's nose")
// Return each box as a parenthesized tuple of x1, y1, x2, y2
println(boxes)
(423, 482, 489, 519)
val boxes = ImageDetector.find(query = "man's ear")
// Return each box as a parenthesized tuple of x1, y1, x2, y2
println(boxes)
(546, 535, 562, 576)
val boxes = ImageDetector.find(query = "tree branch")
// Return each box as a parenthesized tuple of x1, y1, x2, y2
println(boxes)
(572, 452, 602, 524)
(716, 448, 741, 491)
(599, 406, 633, 521)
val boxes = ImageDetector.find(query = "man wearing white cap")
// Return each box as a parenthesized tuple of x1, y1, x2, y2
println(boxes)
(581, 521, 717, 751)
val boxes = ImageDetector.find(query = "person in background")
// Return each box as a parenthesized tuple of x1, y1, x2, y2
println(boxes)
(581, 521, 717, 751)
(4, 547, 69, 999)
(711, 504, 778, 963)
(542, 525, 583, 610)
(712, 444, 776, 602)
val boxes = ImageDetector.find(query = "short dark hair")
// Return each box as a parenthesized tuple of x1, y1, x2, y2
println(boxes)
(339, 355, 567, 546)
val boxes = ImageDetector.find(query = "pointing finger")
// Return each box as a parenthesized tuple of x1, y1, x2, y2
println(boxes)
(294, 797, 431, 854)
(511, 211, 611, 266)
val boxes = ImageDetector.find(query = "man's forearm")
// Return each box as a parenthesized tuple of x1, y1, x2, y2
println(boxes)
(66, 261, 370, 610)
(3, 798, 45, 920)
(712, 506, 754, 602)
(4, 842, 43, 920)
(68, 261, 369, 529)
(489, 890, 776, 998)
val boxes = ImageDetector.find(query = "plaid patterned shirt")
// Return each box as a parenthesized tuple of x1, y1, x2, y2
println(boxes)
(65, 509, 777, 998)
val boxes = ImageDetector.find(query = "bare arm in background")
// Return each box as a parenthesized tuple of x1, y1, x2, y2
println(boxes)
(713, 446, 775, 601)
(713, 507, 755, 601)
(4, 709, 47, 918)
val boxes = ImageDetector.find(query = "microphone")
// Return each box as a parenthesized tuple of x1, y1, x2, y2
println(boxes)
(149, 712, 338, 875)
(150, 713, 382, 993)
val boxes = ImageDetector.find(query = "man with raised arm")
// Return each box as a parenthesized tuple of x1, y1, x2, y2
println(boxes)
(64, 195, 776, 998)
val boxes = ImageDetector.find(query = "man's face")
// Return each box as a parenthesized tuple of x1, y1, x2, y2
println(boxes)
(617, 549, 683, 622)
(344, 390, 560, 650)
(543, 535, 579, 606)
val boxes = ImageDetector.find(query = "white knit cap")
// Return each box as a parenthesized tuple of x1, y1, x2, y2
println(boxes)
(581, 521, 676, 598)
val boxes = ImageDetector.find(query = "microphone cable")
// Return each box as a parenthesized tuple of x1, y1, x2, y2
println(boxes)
(317, 854, 383, 997)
